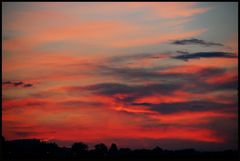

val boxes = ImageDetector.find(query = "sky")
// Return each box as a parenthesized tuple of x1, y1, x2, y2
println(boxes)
(2, 2, 238, 150)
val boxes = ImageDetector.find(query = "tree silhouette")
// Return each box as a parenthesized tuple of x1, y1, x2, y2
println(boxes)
(1, 136, 238, 160)
(1, 136, 5, 143)
(152, 146, 163, 156)
(119, 147, 132, 157)
(71, 142, 88, 157)
(41, 141, 59, 157)
(1, 136, 5, 159)
(94, 143, 108, 157)
(109, 143, 118, 156)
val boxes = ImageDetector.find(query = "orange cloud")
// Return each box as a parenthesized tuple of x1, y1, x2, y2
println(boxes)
(150, 111, 236, 125)
(3, 2, 209, 54)
(204, 68, 237, 85)
(149, 2, 209, 18)
(77, 2, 209, 19)
(109, 28, 206, 48)
(160, 65, 209, 74)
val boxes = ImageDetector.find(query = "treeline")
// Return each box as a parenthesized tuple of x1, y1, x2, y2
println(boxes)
(1, 136, 238, 160)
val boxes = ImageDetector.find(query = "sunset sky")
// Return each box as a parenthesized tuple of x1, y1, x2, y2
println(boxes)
(2, 2, 238, 150)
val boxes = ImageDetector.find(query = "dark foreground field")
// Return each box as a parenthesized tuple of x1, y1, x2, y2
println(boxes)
(2, 138, 238, 161)
(1, 159, 240, 161)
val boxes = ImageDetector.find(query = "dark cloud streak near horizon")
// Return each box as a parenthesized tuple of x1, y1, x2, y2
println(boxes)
(2, 81, 33, 88)
(172, 51, 237, 61)
(85, 82, 180, 103)
(171, 38, 224, 47)
(131, 101, 236, 114)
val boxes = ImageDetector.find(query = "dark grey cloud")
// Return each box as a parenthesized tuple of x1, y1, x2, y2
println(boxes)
(2, 99, 47, 111)
(200, 117, 238, 146)
(14, 81, 24, 86)
(2, 81, 33, 88)
(98, 65, 192, 82)
(61, 100, 105, 107)
(196, 67, 225, 77)
(83, 65, 236, 110)
(187, 68, 238, 93)
(98, 64, 228, 86)
(93, 64, 236, 97)
(23, 84, 33, 88)
(86, 82, 180, 103)
(2, 81, 12, 85)
(110, 52, 168, 63)
(87, 83, 134, 95)
(14, 131, 41, 137)
(171, 38, 224, 47)
(198, 79, 238, 93)
(25, 101, 47, 107)
(131, 101, 236, 114)
(172, 51, 237, 61)
(214, 79, 238, 90)
(13, 130, 56, 138)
